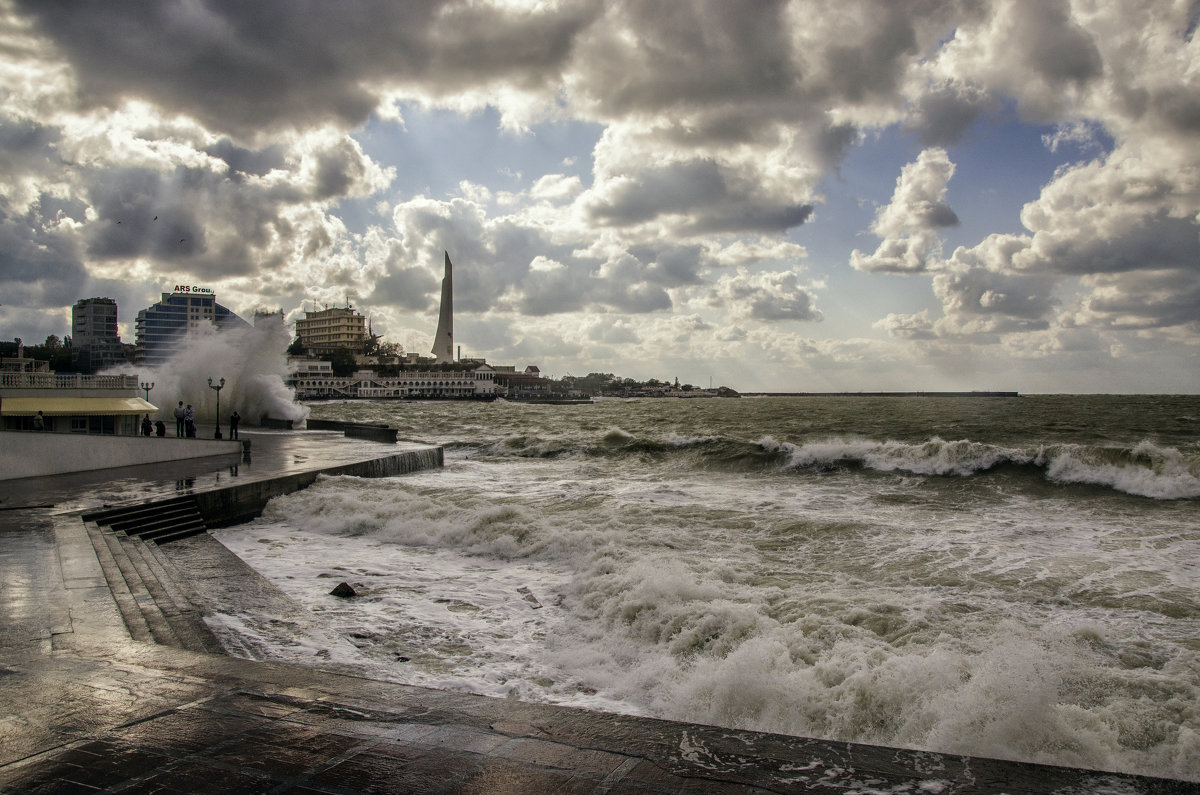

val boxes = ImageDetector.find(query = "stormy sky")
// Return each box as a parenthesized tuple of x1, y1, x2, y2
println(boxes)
(0, 0, 1197, 392)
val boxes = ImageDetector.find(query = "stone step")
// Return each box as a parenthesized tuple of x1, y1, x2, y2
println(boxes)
(120, 534, 222, 654)
(107, 506, 200, 534)
(141, 524, 208, 545)
(82, 496, 197, 526)
(83, 496, 209, 545)
(95, 525, 184, 648)
(83, 523, 153, 644)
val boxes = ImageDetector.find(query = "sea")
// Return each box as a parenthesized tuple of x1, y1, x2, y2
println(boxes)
(207, 394, 1200, 781)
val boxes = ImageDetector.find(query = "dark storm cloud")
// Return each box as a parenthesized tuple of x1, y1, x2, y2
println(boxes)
(313, 139, 377, 200)
(205, 139, 285, 177)
(578, 0, 794, 116)
(370, 264, 438, 313)
(1078, 270, 1200, 330)
(905, 85, 994, 147)
(0, 202, 88, 307)
(85, 167, 205, 262)
(587, 159, 813, 235)
(516, 267, 589, 316)
(821, 4, 918, 104)
(685, 202, 813, 235)
(920, 201, 960, 229)
(1017, 0, 1103, 85)
(629, 244, 707, 288)
(0, 117, 61, 174)
(14, 0, 597, 139)
(596, 280, 672, 314)
(1022, 213, 1200, 276)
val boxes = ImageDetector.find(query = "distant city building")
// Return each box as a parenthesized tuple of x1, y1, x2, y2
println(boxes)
(134, 288, 248, 366)
(431, 252, 454, 363)
(71, 297, 126, 373)
(294, 305, 368, 355)
(254, 308, 285, 327)
(287, 361, 497, 400)
(493, 365, 551, 398)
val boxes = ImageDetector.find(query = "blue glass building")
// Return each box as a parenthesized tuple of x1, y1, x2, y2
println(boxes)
(134, 290, 249, 366)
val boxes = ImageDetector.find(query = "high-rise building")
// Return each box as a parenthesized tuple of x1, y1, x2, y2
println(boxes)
(71, 297, 126, 372)
(431, 252, 454, 363)
(294, 305, 368, 355)
(134, 288, 248, 366)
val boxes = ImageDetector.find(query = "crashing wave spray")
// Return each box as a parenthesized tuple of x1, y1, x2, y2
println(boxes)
(106, 314, 309, 426)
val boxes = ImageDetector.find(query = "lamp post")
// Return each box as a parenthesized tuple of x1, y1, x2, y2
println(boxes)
(208, 377, 225, 439)
(140, 381, 154, 403)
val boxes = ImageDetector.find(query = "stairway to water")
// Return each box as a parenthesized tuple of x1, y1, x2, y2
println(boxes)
(81, 498, 223, 653)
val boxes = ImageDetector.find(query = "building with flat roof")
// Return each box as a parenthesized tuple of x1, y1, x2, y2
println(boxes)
(294, 305, 368, 355)
(72, 297, 126, 373)
(134, 288, 248, 366)
(0, 367, 155, 435)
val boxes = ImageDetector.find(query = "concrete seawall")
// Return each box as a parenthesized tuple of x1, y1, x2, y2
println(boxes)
(0, 430, 242, 481)
(195, 446, 443, 527)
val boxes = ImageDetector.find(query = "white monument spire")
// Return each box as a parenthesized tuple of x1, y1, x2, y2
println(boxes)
(431, 251, 454, 362)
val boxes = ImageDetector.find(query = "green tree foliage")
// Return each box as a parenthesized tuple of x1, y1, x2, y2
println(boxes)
(328, 347, 357, 376)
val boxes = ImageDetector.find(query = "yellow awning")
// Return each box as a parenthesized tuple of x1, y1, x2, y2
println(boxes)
(0, 397, 158, 416)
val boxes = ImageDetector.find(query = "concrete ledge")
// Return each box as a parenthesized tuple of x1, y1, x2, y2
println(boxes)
(0, 431, 242, 481)
(197, 447, 443, 528)
(306, 418, 399, 443)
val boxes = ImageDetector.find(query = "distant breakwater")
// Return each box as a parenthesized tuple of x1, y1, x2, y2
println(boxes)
(743, 391, 1020, 398)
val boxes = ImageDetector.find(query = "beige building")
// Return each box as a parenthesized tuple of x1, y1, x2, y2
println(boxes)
(294, 306, 367, 355)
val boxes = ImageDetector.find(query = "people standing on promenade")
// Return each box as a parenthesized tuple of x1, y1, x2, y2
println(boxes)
(184, 404, 195, 438)
(141, 415, 152, 436)
(174, 401, 186, 437)
(155, 420, 166, 437)
(229, 410, 240, 440)
(32, 410, 44, 431)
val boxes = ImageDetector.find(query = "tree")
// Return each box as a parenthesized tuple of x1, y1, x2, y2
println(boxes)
(286, 338, 307, 357)
(328, 347, 357, 376)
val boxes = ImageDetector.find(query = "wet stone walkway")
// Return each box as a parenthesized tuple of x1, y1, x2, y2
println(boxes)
(0, 431, 1192, 793)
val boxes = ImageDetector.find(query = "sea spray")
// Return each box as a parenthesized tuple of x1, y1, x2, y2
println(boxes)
(204, 396, 1200, 782)
(106, 315, 308, 426)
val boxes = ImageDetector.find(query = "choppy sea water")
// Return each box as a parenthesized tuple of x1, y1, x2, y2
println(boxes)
(210, 395, 1200, 780)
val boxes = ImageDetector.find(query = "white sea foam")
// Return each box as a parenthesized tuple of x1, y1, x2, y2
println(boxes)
(1043, 441, 1200, 499)
(210, 446, 1200, 782)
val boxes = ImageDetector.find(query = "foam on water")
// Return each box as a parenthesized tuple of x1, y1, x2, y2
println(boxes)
(211, 442, 1200, 782)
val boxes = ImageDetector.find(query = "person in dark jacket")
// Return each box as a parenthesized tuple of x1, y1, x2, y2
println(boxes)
(229, 410, 240, 440)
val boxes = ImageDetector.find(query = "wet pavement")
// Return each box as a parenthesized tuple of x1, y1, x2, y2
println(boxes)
(0, 429, 435, 515)
(0, 430, 1193, 793)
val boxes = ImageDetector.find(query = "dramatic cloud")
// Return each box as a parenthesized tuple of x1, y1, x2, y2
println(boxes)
(1, 0, 1197, 391)
(708, 268, 823, 323)
(851, 147, 959, 274)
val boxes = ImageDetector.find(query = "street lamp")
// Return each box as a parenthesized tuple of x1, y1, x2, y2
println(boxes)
(208, 377, 225, 439)
(140, 381, 154, 403)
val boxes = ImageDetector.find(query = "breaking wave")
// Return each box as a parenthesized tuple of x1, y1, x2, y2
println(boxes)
(459, 430, 1200, 499)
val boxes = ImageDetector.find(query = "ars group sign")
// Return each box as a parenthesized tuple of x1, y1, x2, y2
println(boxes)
(172, 285, 214, 295)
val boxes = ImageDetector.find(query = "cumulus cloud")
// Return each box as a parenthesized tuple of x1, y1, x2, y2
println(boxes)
(2, 0, 1199, 390)
(851, 147, 959, 273)
(708, 268, 822, 323)
(875, 310, 937, 341)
